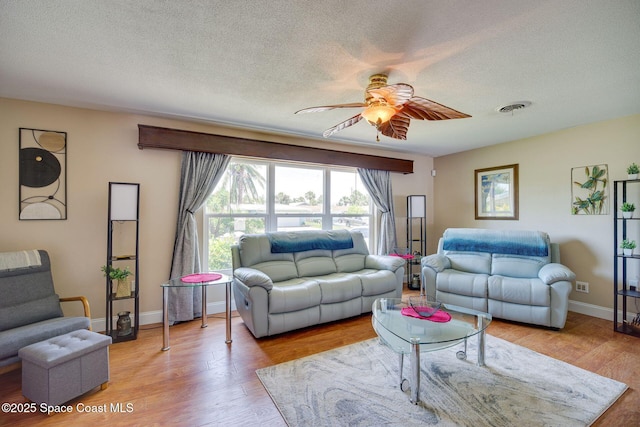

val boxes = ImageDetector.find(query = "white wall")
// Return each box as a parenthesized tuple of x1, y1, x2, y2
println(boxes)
(432, 114, 640, 316)
(0, 98, 432, 327)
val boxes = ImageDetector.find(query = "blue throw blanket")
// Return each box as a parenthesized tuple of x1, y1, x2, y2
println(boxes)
(268, 230, 354, 253)
(442, 228, 549, 257)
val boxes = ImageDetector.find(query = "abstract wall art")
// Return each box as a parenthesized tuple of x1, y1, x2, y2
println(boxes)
(19, 128, 67, 220)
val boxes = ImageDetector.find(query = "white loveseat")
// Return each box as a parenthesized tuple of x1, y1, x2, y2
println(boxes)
(421, 228, 575, 329)
(231, 230, 405, 338)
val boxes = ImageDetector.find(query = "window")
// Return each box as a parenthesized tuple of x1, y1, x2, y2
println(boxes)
(204, 158, 373, 271)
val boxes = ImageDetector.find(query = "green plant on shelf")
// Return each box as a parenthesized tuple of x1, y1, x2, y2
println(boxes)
(101, 265, 132, 281)
(620, 239, 637, 250)
(627, 162, 639, 175)
(621, 202, 636, 212)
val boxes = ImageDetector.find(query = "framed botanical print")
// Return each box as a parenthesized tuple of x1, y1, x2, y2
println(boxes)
(475, 164, 519, 220)
(19, 128, 67, 220)
(571, 164, 608, 215)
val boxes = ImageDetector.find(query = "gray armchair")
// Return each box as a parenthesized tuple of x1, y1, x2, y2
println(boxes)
(0, 249, 91, 373)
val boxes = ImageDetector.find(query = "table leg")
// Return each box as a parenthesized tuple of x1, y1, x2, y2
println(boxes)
(225, 280, 232, 344)
(162, 287, 170, 351)
(398, 353, 404, 388)
(201, 286, 208, 328)
(477, 315, 487, 366)
(410, 337, 420, 404)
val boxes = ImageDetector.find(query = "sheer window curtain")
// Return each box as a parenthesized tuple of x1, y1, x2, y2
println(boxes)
(168, 151, 230, 323)
(357, 168, 397, 255)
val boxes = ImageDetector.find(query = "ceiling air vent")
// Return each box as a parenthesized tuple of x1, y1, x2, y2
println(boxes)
(497, 101, 532, 114)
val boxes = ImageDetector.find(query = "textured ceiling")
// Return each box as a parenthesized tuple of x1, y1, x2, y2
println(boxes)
(1, 0, 639, 157)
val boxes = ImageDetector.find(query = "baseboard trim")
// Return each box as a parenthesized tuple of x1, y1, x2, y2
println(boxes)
(568, 299, 635, 322)
(91, 300, 235, 332)
(92, 299, 618, 332)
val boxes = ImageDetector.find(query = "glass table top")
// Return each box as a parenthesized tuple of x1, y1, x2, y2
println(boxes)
(161, 273, 231, 288)
(372, 298, 492, 354)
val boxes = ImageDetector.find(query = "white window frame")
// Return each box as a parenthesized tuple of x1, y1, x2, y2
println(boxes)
(203, 157, 375, 273)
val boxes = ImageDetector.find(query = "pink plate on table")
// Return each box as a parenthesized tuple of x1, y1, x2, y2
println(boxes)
(181, 273, 222, 283)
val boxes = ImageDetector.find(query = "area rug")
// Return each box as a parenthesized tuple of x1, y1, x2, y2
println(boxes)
(256, 335, 627, 426)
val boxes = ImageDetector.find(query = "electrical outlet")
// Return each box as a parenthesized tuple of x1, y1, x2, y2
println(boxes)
(576, 281, 589, 293)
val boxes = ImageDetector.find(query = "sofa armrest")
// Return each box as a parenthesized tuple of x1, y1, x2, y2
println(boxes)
(233, 267, 274, 291)
(420, 254, 450, 273)
(538, 263, 576, 285)
(60, 296, 92, 331)
(365, 255, 405, 271)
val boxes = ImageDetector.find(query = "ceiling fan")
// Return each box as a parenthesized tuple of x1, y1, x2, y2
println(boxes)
(295, 73, 471, 141)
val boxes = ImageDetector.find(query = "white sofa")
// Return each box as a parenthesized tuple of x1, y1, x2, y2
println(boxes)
(421, 228, 575, 329)
(231, 230, 405, 338)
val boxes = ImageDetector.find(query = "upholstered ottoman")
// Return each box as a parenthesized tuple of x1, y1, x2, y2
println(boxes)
(18, 329, 112, 405)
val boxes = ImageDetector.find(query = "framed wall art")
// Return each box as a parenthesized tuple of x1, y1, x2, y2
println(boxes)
(475, 164, 519, 220)
(19, 128, 67, 220)
(571, 164, 609, 215)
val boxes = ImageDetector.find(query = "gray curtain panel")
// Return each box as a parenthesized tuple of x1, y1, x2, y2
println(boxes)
(168, 151, 230, 322)
(357, 168, 397, 255)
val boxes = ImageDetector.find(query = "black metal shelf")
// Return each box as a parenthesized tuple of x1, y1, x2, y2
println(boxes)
(613, 179, 640, 338)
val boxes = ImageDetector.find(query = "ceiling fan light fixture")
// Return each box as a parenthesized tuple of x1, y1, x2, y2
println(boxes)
(361, 104, 396, 125)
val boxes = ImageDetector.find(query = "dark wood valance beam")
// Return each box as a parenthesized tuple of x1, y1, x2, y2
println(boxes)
(138, 124, 413, 174)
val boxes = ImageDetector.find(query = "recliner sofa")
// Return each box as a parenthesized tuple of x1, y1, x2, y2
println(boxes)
(421, 228, 575, 329)
(232, 230, 405, 338)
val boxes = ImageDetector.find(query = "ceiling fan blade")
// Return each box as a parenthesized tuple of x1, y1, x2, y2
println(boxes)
(367, 83, 414, 107)
(295, 102, 366, 114)
(399, 97, 471, 120)
(377, 115, 410, 140)
(322, 114, 364, 138)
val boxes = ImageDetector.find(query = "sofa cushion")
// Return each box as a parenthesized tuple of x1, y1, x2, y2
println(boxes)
(295, 250, 337, 277)
(0, 294, 63, 332)
(334, 254, 366, 273)
(0, 316, 90, 360)
(436, 270, 488, 298)
(491, 254, 547, 278)
(359, 270, 399, 296)
(237, 234, 295, 266)
(488, 276, 550, 306)
(268, 280, 321, 314)
(314, 274, 361, 304)
(443, 251, 491, 274)
(0, 251, 56, 307)
(251, 260, 298, 282)
(488, 300, 551, 327)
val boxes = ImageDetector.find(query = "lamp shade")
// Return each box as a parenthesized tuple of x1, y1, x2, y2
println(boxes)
(361, 104, 397, 124)
(109, 182, 139, 220)
(407, 195, 425, 218)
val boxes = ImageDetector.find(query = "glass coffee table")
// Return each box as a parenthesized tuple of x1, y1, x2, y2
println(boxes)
(372, 298, 491, 404)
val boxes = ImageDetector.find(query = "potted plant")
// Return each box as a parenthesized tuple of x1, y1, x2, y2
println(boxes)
(621, 202, 636, 219)
(102, 265, 132, 298)
(628, 162, 639, 180)
(621, 239, 637, 256)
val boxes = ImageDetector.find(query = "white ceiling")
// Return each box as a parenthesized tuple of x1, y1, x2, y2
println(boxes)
(1, 1, 639, 157)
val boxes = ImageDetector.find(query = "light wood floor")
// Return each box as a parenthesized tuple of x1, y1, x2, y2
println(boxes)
(1, 292, 639, 426)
